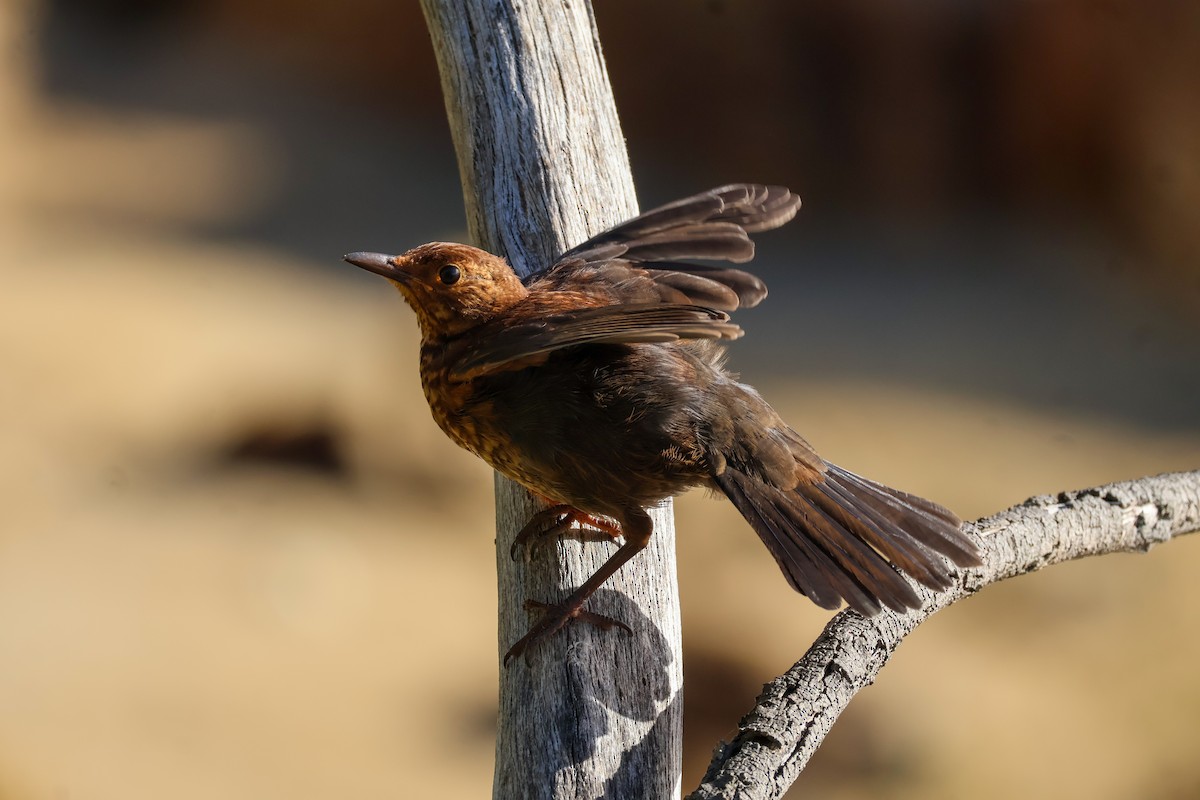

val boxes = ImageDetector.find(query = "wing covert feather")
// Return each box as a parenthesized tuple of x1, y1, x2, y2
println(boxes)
(448, 303, 741, 379)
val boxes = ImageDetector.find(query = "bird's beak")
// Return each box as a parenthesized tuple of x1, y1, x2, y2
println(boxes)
(343, 251, 412, 283)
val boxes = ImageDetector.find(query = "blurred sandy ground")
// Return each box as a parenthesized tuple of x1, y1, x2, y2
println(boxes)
(1, 1, 1199, 798)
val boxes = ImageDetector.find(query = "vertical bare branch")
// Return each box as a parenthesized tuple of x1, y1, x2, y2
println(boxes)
(418, 1, 684, 797)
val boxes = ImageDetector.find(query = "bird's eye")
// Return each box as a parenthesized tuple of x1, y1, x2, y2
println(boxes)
(437, 264, 462, 285)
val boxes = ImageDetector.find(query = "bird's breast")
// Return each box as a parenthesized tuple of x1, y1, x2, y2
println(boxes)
(418, 352, 538, 487)
(419, 364, 486, 454)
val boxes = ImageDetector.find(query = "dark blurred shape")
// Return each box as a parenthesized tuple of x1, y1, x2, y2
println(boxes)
(221, 424, 346, 475)
(788, 700, 925, 797)
(46, 0, 201, 36)
(682, 643, 927, 796)
(679, 644, 766, 786)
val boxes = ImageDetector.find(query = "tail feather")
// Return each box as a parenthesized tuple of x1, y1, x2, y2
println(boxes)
(807, 478, 955, 591)
(715, 462, 981, 616)
(717, 470, 873, 612)
(780, 491, 922, 612)
(827, 465, 980, 568)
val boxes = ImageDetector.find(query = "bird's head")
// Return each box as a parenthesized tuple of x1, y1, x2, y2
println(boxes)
(344, 242, 528, 338)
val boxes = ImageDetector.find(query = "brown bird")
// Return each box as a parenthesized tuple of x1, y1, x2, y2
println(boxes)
(345, 184, 980, 664)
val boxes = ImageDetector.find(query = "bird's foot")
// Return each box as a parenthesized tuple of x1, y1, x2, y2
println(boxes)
(510, 505, 622, 562)
(503, 599, 632, 666)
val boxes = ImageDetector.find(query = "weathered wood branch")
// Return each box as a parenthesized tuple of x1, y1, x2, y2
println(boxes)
(418, 1, 684, 798)
(689, 470, 1200, 800)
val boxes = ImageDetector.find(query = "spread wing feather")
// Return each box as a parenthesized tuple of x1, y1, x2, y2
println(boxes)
(529, 184, 800, 312)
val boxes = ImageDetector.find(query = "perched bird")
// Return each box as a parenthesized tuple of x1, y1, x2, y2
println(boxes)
(345, 184, 980, 664)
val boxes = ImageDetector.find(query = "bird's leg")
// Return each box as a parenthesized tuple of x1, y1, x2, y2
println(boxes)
(509, 504, 623, 562)
(504, 508, 652, 666)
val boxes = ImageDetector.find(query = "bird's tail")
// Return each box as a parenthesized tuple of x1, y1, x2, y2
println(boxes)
(713, 462, 980, 615)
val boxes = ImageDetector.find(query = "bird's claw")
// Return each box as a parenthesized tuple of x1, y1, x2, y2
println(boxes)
(503, 599, 633, 666)
(509, 505, 622, 562)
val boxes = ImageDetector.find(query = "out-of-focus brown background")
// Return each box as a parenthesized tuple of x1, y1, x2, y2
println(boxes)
(2, 0, 1198, 797)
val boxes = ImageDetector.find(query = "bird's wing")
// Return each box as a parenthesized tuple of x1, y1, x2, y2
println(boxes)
(447, 304, 741, 380)
(527, 184, 800, 312)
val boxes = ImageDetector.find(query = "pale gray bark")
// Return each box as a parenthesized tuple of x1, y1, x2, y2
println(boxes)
(418, 1, 684, 799)
(689, 470, 1200, 800)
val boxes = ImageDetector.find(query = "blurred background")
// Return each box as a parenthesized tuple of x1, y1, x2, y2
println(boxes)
(2, 0, 1198, 797)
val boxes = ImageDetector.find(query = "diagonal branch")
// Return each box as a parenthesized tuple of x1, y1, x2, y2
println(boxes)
(689, 470, 1200, 800)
